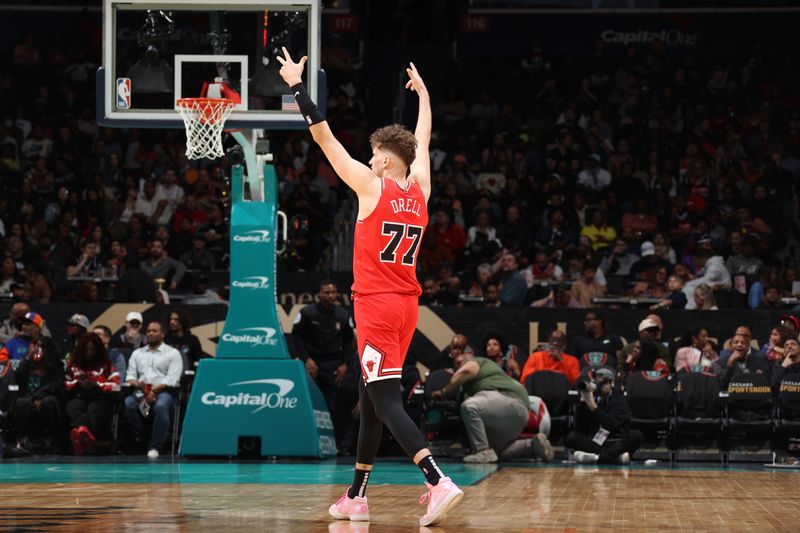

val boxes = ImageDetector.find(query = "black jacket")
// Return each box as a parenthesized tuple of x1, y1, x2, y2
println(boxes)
(291, 303, 355, 364)
(14, 357, 65, 399)
(574, 389, 632, 438)
(719, 354, 771, 390)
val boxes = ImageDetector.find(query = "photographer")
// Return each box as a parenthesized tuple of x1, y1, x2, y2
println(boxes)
(10, 336, 65, 455)
(566, 367, 643, 464)
(432, 343, 553, 463)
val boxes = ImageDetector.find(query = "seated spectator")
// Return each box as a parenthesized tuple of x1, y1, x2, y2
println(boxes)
(674, 326, 721, 374)
(519, 330, 580, 385)
(749, 266, 778, 310)
(567, 367, 644, 464)
(683, 249, 731, 309)
(494, 253, 526, 307)
(725, 236, 763, 285)
(466, 209, 501, 262)
(772, 337, 800, 396)
(577, 154, 611, 192)
(0, 311, 46, 362)
(599, 238, 639, 277)
(719, 332, 771, 390)
(66, 238, 102, 278)
(620, 318, 672, 376)
(481, 282, 501, 307)
(65, 333, 120, 455)
(628, 241, 671, 285)
(114, 256, 158, 303)
(94, 324, 127, 381)
(523, 249, 564, 283)
(124, 321, 183, 458)
(693, 283, 718, 310)
(482, 333, 521, 380)
(580, 209, 617, 252)
(1, 255, 24, 293)
(0, 302, 51, 344)
(570, 263, 606, 308)
(180, 274, 227, 305)
(112, 311, 147, 350)
(60, 313, 90, 361)
(760, 325, 794, 363)
(9, 337, 64, 455)
(650, 274, 687, 310)
(531, 282, 581, 308)
(632, 265, 670, 298)
(165, 309, 204, 371)
(141, 238, 186, 290)
(431, 344, 553, 463)
(622, 339, 670, 377)
(567, 311, 623, 370)
(429, 207, 466, 259)
(179, 234, 215, 271)
(757, 285, 782, 310)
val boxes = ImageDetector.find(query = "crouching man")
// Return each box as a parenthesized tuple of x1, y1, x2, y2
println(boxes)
(432, 342, 553, 463)
(567, 367, 644, 464)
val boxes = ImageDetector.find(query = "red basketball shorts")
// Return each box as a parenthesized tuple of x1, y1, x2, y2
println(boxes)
(353, 292, 418, 383)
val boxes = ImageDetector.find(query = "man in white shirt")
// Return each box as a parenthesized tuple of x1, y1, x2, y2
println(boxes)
(577, 154, 612, 191)
(156, 168, 185, 225)
(683, 249, 732, 309)
(134, 179, 169, 226)
(124, 321, 183, 458)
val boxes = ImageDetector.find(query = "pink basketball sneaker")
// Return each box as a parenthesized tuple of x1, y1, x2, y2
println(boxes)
(418, 477, 464, 526)
(328, 491, 369, 522)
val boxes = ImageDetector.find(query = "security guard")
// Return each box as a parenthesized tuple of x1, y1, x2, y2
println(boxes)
(291, 279, 356, 412)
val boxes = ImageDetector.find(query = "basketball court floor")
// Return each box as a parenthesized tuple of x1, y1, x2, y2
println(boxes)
(2, 458, 797, 532)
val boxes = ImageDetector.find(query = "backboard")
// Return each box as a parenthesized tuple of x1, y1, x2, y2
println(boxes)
(98, 0, 321, 129)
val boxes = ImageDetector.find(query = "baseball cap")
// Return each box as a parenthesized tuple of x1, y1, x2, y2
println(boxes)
(24, 311, 44, 329)
(126, 311, 144, 324)
(67, 313, 90, 330)
(593, 367, 615, 381)
(638, 318, 661, 332)
(640, 241, 655, 257)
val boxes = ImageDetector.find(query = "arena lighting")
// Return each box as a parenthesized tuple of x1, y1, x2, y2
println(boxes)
(126, 9, 175, 94)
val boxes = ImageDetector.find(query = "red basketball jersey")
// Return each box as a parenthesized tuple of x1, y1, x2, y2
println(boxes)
(352, 177, 428, 296)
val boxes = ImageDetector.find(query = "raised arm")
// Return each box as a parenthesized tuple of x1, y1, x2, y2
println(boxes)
(276, 48, 376, 197)
(405, 62, 432, 201)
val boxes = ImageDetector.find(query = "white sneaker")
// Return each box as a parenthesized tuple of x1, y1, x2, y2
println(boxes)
(532, 433, 554, 462)
(147, 449, 160, 459)
(572, 451, 599, 464)
(618, 452, 630, 464)
(462, 448, 498, 463)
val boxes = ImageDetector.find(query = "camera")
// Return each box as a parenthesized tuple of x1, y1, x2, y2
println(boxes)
(577, 380, 597, 393)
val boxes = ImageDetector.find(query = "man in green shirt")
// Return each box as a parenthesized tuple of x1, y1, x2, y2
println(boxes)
(432, 343, 553, 463)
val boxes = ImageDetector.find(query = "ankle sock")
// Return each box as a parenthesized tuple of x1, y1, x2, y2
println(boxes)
(347, 467, 371, 498)
(417, 455, 444, 486)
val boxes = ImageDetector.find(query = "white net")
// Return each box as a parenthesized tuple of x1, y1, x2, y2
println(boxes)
(175, 98, 236, 160)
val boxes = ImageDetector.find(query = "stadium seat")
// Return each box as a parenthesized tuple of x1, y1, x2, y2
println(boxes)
(524, 370, 572, 443)
(674, 370, 725, 463)
(625, 370, 675, 462)
(724, 372, 773, 460)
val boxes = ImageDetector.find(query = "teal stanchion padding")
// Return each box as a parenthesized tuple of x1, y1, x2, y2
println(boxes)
(180, 359, 336, 457)
(216, 164, 287, 359)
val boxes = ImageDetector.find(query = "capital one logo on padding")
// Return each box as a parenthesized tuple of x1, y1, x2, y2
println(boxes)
(233, 230, 271, 243)
(201, 378, 298, 412)
(221, 327, 279, 347)
(232, 276, 270, 290)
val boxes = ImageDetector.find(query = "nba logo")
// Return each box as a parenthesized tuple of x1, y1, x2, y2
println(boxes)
(116, 77, 131, 109)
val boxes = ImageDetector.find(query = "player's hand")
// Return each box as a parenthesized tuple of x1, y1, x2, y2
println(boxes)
(405, 62, 428, 98)
(276, 47, 307, 87)
(305, 357, 319, 379)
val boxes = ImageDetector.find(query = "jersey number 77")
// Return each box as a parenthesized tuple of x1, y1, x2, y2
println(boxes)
(380, 222, 423, 267)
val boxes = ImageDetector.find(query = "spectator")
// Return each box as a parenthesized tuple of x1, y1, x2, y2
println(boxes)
(0, 302, 50, 344)
(180, 274, 226, 305)
(141, 239, 186, 290)
(683, 249, 731, 309)
(498, 205, 533, 257)
(64, 333, 120, 455)
(693, 283, 718, 310)
(114, 256, 158, 303)
(622, 339, 670, 377)
(531, 282, 581, 308)
(568, 311, 623, 370)
(290, 280, 355, 413)
(718, 325, 759, 365)
(179, 234, 215, 271)
(719, 332, 771, 390)
(113, 311, 147, 350)
(757, 285, 782, 310)
(570, 263, 606, 308)
(674, 326, 721, 374)
(567, 367, 644, 464)
(772, 338, 800, 398)
(725, 236, 763, 285)
(61, 313, 90, 361)
(524, 249, 564, 283)
(749, 266, 778, 310)
(481, 282, 501, 307)
(519, 330, 580, 385)
(650, 274, 687, 310)
(580, 209, 617, 252)
(9, 337, 64, 455)
(94, 324, 127, 381)
(628, 241, 671, 285)
(760, 325, 793, 364)
(620, 318, 672, 375)
(599, 238, 639, 277)
(172, 194, 208, 235)
(577, 153, 611, 192)
(124, 321, 183, 458)
(0, 256, 23, 293)
(431, 340, 553, 463)
(164, 309, 204, 372)
(494, 253, 526, 307)
(134, 178, 169, 227)
(482, 333, 521, 380)
(0, 311, 46, 362)
(429, 208, 466, 260)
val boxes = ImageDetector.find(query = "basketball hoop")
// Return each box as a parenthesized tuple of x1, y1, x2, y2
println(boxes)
(176, 97, 236, 159)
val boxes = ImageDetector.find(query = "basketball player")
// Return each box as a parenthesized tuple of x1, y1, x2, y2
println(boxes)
(277, 48, 463, 526)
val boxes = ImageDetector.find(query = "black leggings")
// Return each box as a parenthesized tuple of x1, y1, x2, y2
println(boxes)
(356, 378, 427, 465)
